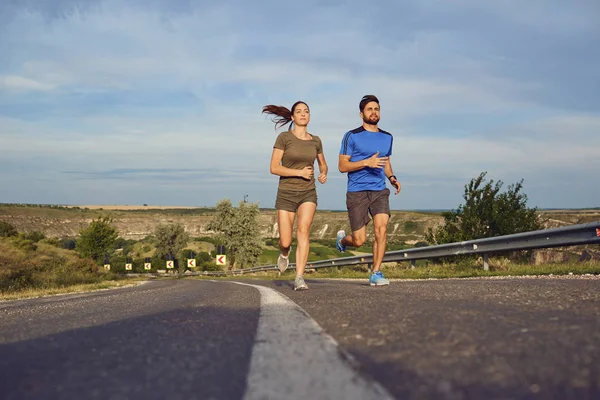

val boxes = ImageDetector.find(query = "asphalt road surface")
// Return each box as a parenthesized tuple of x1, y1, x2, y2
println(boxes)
(1, 276, 599, 400)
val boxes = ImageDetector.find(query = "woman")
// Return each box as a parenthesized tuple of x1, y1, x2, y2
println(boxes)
(263, 101, 328, 291)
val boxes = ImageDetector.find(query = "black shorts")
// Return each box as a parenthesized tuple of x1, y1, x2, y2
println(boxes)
(275, 188, 318, 212)
(346, 188, 390, 232)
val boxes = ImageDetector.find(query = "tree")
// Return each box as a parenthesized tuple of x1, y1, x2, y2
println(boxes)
(206, 199, 236, 265)
(426, 172, 542, 245)
(154, 223, 190, 264)
(76, 216, 119, 263)
(207, 199, 263, 269)
(232, 201, 263, 268)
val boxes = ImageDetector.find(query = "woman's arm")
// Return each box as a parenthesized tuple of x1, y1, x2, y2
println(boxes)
(316, 152, 328, 184)
(270, 148, 313, 179)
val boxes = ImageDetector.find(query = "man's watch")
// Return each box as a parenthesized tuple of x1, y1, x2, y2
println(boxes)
(387, 175, 397, 182)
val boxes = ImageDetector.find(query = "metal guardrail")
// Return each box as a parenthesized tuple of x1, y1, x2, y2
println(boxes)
(178, 221, 600, 276)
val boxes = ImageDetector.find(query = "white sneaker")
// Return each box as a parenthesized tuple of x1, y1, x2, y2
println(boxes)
(294, 275, 308, 291)
(277, 253, 289, 273)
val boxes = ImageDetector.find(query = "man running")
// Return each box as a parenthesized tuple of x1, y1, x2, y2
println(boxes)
(336, 95, 401, 286)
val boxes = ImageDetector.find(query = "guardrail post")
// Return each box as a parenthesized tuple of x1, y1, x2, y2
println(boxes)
(410, 260, 416, 269)
(483, 254, 489, 271)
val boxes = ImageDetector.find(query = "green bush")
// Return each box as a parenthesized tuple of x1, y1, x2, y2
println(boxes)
(197, 251, 211, 263)
(22, 231, 46, 242)
(404, 221, 418, 232)
(41, 237, 60, 247)
(58, 237, 77, 250)
(0, 263, 38, 291)
(195, 236, 220, 245)
(0, 256, 101, 292)
(427, 172, 541, 245)
(0, 221, 18, 238)
(201, 260, 222, 271)
(11, 237, 37, 252)
(77, 216, 119, 263)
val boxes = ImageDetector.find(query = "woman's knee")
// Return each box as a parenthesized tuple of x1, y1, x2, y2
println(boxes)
(279, 238, 292, 249)
(296, 227, 310, 243)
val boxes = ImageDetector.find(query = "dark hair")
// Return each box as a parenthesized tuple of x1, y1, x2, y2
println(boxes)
(262, 101, 309, 130)
(359, 95, 379, 112)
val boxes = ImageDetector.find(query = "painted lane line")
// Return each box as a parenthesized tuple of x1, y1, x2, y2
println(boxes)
(224, 281, 394, 400)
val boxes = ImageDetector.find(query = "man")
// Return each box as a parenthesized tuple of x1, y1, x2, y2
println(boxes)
(337, 95, 401, 286)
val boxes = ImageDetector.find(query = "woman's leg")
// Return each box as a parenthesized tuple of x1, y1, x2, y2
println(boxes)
(277, 209, 295, 256)
(294, 202, 317, 277)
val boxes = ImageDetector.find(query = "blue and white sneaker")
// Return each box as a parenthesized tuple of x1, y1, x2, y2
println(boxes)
(369, 271, 390, 286)
(336, 230, 347, 253)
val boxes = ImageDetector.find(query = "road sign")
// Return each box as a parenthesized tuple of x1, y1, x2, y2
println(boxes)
(104, 264, 110, 271)
(144, 262, 151, 270)
(216, 255, 226, 266)
(125, 263, 132, 270)
(188, 259, 196, 268)
(166, 260, 174, 269)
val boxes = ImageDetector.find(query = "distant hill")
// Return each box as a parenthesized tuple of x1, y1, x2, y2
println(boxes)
(0, 204, 598, 243)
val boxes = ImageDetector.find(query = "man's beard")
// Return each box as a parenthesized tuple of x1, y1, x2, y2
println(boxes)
(363, 115, 380, 125)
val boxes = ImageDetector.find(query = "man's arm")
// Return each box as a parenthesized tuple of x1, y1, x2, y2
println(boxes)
(338, 152, 388, 173)
(384, 159, 401, 194)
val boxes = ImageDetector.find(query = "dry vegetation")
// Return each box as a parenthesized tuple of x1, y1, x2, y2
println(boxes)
(1, 204, 598, 299)
(68, 205, 209, 210)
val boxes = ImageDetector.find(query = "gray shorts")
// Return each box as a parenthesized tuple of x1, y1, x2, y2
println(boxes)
(346, 188, 390, 232)
(275, 188, 318, 212)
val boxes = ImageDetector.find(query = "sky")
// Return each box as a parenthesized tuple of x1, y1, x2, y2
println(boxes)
(1, 0, 599, 211)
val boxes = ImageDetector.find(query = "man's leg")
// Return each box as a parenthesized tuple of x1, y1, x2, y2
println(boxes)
(337, 191, 370, 252)
(371, 213, 389, 272)
(368, 189, 391, 286)
(341, 226, 367, 248)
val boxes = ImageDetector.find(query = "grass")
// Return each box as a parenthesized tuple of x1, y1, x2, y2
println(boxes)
(0, 236, 143, 299)
(2, 225, 598, 301)
(4, 259, 598, 300)
(192, 260, 600, 281)
(0, 279, 145, 301)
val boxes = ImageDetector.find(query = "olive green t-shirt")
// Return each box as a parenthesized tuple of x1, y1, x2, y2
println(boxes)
(273, 130, 323, 191)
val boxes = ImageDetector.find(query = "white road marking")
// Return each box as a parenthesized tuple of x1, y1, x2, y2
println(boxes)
(224, 281, 395, 400)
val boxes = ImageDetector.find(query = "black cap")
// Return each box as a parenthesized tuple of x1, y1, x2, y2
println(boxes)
(359, 95, 379, 112)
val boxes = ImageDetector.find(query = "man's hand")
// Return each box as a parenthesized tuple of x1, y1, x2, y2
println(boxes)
(365, 152, 388, 169)
(300, 166, 314, 180)
(390, 176, 401, 194)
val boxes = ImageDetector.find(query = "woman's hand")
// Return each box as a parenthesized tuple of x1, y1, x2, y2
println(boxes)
(318, 173, 327, 184)
(300, 166, 314, 180)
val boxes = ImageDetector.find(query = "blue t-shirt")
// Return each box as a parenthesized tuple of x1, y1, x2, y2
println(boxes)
(339, 126, 393, 192)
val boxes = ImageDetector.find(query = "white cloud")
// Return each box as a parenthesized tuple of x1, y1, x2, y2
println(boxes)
(0, 0, 598, 209)
(0, 75, 55, 92)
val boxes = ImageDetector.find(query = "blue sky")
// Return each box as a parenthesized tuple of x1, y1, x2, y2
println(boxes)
(1, 0, 599, 210)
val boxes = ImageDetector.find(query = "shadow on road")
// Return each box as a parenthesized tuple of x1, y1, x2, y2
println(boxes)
(0, 306, 259, 400)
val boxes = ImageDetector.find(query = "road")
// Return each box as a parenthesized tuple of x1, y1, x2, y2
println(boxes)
(1, 276, 599, 399)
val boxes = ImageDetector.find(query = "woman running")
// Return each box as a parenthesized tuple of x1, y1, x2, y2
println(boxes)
(263, 101, 328, 290)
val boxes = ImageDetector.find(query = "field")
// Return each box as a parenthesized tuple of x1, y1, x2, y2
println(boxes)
(1, 203, 598, 299)
(0, 203, 443, 243)
(67, 205, 210, 210)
